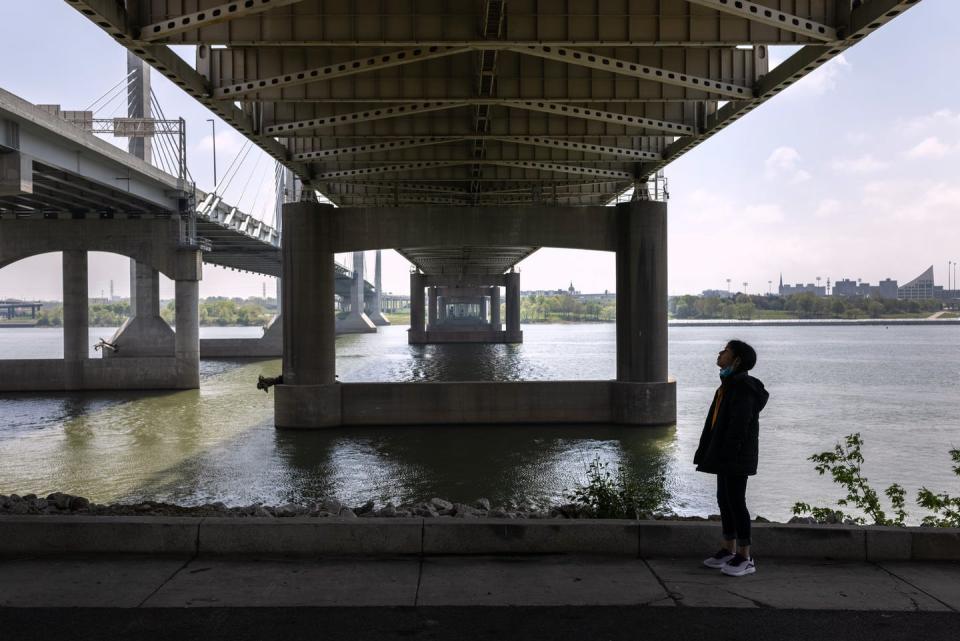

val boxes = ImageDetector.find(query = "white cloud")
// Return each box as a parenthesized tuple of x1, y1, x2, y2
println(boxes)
(791, 54, 852, 97)
(764, 146, 811, 184)
(830, 154, 889, 175)
(906, 136, 953, 159)
(902, 109, 960, 135)
(814, 199, 842, 219)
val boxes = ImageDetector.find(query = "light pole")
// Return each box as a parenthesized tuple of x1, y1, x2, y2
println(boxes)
(726, 278, 731, 293)
(206, 118, 218, 187)
(743, 281, 748, 295)
(768, 280, 772, 295)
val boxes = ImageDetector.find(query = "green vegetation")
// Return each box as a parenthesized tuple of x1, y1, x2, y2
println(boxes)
(669, 293, 942, 320)
(161, 297, 274, 327)
(520, 294, 616, 323)
(564, 456, 670, 519)
(793, 433, 960, 527)
(33, 297, 276, 328)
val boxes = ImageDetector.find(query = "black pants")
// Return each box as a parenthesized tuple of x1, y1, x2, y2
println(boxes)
(716, 474, 751, 547)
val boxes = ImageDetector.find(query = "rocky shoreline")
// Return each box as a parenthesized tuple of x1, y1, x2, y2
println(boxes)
(0, 492, 793, 523)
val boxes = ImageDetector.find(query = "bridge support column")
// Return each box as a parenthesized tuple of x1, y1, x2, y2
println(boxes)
(427, 287, 438, 330)
(276, 202, 341, 428)
(174, 266, 200, 389)
(612, 200, 675, 424)
(408, 272, 426, 342)
(62, 250, 88, 387)
(479, 296, 487, 325)
(490, 286, 501, 330)
(615, 201, 668, 383)
(337, 251, 376, 334)
(367, 249, 390, 326)
(106, 261, 175, 357)
(505, 271, 522, 342)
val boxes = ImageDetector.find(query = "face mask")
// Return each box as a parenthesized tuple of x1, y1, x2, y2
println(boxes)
(719, 364, 737, 378)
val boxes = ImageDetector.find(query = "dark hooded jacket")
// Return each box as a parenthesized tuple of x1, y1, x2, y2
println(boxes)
(693, 371, 769, 476)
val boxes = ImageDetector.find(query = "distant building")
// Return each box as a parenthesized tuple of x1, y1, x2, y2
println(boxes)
(898, 266, 934, 300)
(831, 277, 898, 299)
(701, 289, 734, 299)
(777, 273, 824, 297)
(832, 278, 859, 297)
(780, 282, 826, 297)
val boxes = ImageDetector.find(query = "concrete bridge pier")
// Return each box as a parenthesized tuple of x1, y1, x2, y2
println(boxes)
(274, 202, 673, 428)
(409, 277, 521, 345)
(105, 261, 175, 357)
(276, 202, 341, 427)
(611, 201, 674, 424)
(505, 271, 522, 341)
(174, 275, 200, 389)
(336, 251, 376, 334)
(366, 249, 390, 326)
(62, 250, 89, 389)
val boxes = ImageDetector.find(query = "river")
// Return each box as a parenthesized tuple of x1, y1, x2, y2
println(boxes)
(1, 324, 958, 523)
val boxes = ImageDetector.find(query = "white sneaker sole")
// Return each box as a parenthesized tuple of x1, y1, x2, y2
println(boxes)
(703, 558, 733, 569)
(722, 564, 756, 577)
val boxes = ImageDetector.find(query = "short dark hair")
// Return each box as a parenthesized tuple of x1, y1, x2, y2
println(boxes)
(726, 339, 757, 372)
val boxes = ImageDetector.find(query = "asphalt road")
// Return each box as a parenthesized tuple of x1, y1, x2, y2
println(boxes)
(3, 607, 959, 641)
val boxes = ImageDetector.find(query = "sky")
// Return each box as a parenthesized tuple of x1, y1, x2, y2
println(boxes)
(0, 0, 957, 300)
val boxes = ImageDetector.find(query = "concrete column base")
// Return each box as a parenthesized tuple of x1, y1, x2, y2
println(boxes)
(408, 329, 523, 344)
(367, 309, 391, 326)
(104, 316, 175, 358)
(0, 358, 199, 391)
(275, 383, 342, 428)
(336, 311, 377, 334)
(274, 379, 676, 428)
(200, 315, 283, 358)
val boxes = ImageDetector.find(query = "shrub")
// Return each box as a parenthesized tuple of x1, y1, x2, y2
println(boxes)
(565, 456, 669, 519)
(792, 433, 906, 526)
(793, 434, 959, 527)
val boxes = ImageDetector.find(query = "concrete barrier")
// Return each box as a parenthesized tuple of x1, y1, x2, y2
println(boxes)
(0, 516, 199, 555)
(198, 518, 421, 556)
(1, 517, 958, 560)
(423, 520, 639, 556)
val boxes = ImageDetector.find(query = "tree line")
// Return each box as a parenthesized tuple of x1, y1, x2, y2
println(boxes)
(520, 294, 616, 323)
(33, 297, 276, 327)
(670, 293, 942, 320)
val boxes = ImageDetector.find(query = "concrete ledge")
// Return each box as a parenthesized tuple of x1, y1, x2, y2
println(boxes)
(0, 357, 196, 391)
(409, 330, 523, 344)
(2, 517, 958, 561)
(423, 520, 638, 556)
(275, 380, 676, 427)
(198, 518, 422, 556)
(200, 338, 281, 359)
(0, 516, 198, 555)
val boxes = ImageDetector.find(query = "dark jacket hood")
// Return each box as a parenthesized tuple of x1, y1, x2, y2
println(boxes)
(724, 372, 769, 413)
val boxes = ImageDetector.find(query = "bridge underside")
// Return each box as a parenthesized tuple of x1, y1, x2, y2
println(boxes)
(62, 0, 920, 425)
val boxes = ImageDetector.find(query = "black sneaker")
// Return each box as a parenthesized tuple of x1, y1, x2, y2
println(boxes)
(721, 553, 756, 576)
(702, 548, 735, 569)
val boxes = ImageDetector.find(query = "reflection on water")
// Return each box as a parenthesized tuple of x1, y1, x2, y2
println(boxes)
(1, 324, 959, 522)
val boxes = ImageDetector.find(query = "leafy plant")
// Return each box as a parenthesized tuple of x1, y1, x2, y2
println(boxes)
(916, 449, 960, 527)
(791, 433, 906, 526)
(565, 456, 668, 519)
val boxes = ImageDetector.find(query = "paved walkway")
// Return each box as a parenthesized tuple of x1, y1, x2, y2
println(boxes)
(1, 554, 958, 639)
